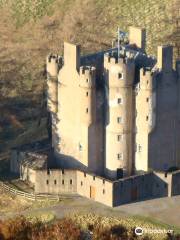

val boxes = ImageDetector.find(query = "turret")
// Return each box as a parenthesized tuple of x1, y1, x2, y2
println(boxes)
(135, 67, 156, 173)
(139, 68, 156, 132)
(104, 52, 135, 179)
(79, 66, 96, 125)
(46, 54, 62, 113)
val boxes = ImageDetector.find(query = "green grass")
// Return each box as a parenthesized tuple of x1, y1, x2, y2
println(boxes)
(132, 215, 180, 234)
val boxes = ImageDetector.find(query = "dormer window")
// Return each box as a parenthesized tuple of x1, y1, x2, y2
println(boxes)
(118, 73, 123, 79)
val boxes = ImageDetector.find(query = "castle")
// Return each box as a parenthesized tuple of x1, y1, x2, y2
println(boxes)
(47, 26, 180, 178)
(10, 26, 180, 207)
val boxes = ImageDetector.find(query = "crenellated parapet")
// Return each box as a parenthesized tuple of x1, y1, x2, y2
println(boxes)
(104, 52, 135, 88)
(79, 66, 96, 88)
(46, 54, 63, 78)
(139, 68, 156, 91)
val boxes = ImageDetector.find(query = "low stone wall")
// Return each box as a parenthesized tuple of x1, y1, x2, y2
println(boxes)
(113, 173, 153, 206)
(35, 169, 77, 194)
(171, 170, 180, 196)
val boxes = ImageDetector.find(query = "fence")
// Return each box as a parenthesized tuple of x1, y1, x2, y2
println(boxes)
(0, 181, 76, 201)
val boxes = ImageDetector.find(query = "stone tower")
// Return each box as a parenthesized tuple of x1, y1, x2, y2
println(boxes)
(53, 42, 103, 175)
(135, 68, 156, 172)
(104, 53, 135, 179)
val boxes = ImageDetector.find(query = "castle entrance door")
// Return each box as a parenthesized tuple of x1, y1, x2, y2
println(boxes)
(90, 186, 96, 200)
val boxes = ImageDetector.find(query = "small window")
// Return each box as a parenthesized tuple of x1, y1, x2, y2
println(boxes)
(79, 143, 83, 151)
(62, 180, 64, 185)
(165, 172, 167, 178)
(70, 179, 72, 185)
(84, 172, 86, 177)
(117, 135, 122, 141)
(147, 81, 149, 85)
(86, 92, 88, 96)
(81, 181, 83, 186)
(103, 189, 105, 194)
(54, 180, 57, 185)
(146, 116, 149, 121)
(117, 153, 123, 160)
(138, 145, 142, 152)
(62, 169, 64, 174)
(103, 179, 105, 184)
(117, 98, 122, 104)
(86, 79, 89, 83)
(117, 117, 122, 123)
(146, 98, 149, 102)
(46, 180, 49, 185)
(118, 73, 123, 79)
(86, 108, 88, 113)
(93, 176, 95, 180)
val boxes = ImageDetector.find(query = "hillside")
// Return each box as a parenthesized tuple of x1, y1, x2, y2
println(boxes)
(0, 0, 178, 151)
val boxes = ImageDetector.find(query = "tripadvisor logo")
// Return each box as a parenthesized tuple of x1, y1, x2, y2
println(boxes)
(135, 227, 143, 236)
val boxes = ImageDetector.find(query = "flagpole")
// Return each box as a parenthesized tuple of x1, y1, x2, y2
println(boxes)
(118, 27, 120, 58)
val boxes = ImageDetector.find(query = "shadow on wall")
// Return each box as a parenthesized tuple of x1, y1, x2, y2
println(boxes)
(54, 151, 89, 172)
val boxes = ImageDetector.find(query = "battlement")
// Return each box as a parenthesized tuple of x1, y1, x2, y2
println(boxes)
(46, 54, 62, 77)
(79, 66, 96, 88)
(104, 52, 134, 66)
(79, 65, 96, 76)
(140, 68, 155, 90)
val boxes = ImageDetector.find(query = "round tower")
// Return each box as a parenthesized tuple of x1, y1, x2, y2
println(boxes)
(78, 66, 102, 173)
(79, 66, 96, 124)
(46, 54, 62, 113)
(104, 53, 135, 179)
(135, 68, 156, 173)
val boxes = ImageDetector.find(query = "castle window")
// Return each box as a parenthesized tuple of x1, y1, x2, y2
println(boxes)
(79, 143, 83, 151)
(103, 189, 105, 194)
(62, 180, 64, 185)
(146, 98, 149, 102)
(146, 116, 149, 121)
(86, 79, 89, 83)
(103, 179, 105, 184)
(117, 98, 122, 104)
(86, 92, 88, 96)
(84, 172, 86, 177)
(117, 117, 122, 123)
(62, 169, 64, 174)
(117, 153, 123, 160)
(54, 180, 57, 185)
(138, 145, 142, 152)
(86, 108, 88, 113)
(81, 181, 83, 186)
(46, 180, 49, 185)
(118, 73, 123, 79)
(147, 81, 149, 85)
(93, 176, 95, 180)
(117, 134, 123, 141)
(70, 179, 73, 185)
